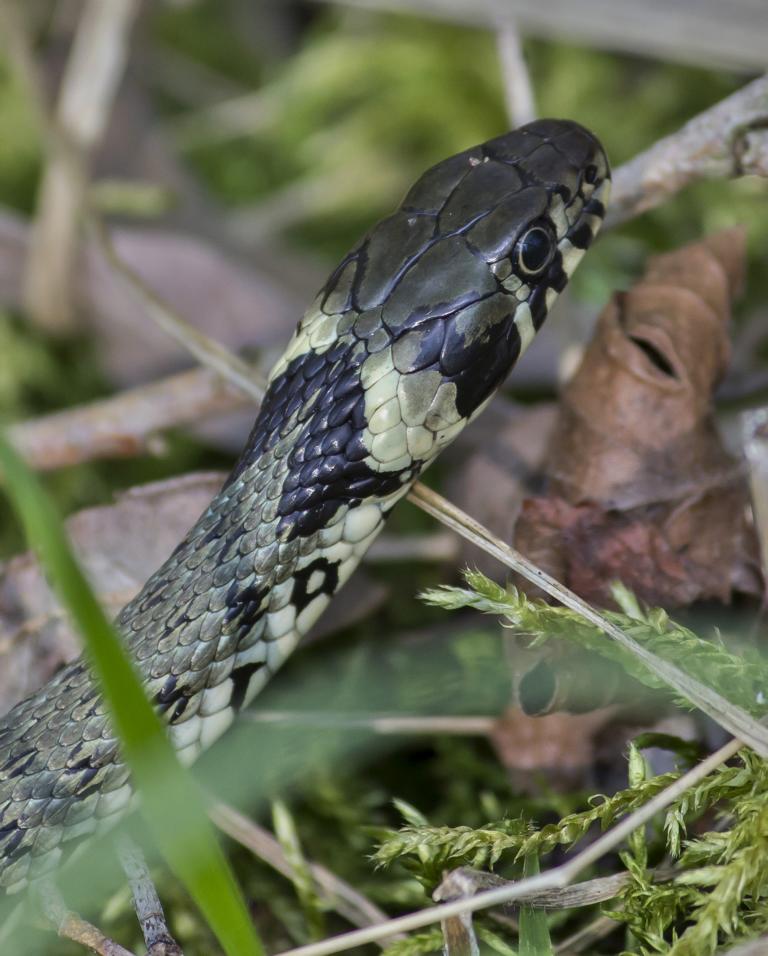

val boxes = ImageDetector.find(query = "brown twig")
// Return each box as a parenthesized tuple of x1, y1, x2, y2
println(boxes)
(434, 867, 630, 956)
(20, 0, 140, 332)
(118, 838, 184, 956)
(435, 867, 632, 911)
(37, 878, 138, 956)
(9, 367, 248, 471)
(54, 915, 137, 956)
(436, 868, 479, 956)
(607, 73, 768, 227)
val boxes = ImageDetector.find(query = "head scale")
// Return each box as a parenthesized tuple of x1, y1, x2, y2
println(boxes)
(316, 118, 610, 427)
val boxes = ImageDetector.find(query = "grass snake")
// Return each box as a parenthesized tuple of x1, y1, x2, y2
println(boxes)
(0, 118, 609, 893)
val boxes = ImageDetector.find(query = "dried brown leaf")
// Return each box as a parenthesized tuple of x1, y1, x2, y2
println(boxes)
(489, 707, 613, 786)
(515, 229, 760, 607)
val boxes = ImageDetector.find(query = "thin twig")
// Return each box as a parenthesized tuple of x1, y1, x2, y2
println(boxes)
(9, 367, 249, 471)
(607, 73, 768, 228)
(434, 867, 630, 956)
(92, 215, 266, 402)
(435, 867, 632, 910)
(118, 838, 183, 956)
(22, 0, 140, 332)
(272, 737, 742, 956)
(495, 21, 536, 127)
(37, 878, 138, 956)
(436, 868, 479, 956)
(243, 713, 496, 735)
(210, 802, 404, 943)
(742, 407, 768, 586)
(409, 484, 768, 756)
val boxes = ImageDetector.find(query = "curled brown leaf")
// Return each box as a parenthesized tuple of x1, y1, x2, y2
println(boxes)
(515, 228, 760, 607)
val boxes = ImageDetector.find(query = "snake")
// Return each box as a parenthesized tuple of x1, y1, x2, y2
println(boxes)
(0, 119, 609, 894)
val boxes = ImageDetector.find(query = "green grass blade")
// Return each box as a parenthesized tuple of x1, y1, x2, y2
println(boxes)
(518, 854, 552, 956)
(0, 434, 264, 956)
(272, 799, 326, 941)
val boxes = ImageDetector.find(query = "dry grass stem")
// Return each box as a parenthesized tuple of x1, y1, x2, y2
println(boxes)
(93, 217, 266, 402)
(495, 21, 536, 126)
(409, 484, 768, 756)
(307, 0, 768, 71)
(243, 712, 496, 735)
(210, 803, 402, 943)
(56, 914, 138, 956)
(22, 0, 140, 332)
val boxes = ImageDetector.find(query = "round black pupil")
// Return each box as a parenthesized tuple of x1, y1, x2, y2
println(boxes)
(520, 229, 551, 272)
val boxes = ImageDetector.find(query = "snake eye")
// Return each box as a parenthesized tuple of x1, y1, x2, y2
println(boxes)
(515, 225, 555, 276)
(584, 164, 598, 185)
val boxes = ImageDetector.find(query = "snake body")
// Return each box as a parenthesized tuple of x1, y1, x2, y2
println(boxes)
(0, 119, 608, 893)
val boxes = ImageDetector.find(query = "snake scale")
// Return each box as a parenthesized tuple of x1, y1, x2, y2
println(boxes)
(0, 119, 609, 894)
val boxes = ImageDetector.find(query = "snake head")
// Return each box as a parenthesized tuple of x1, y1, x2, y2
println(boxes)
(264, 120, 609, 500)
(346, 118, 611, 435)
